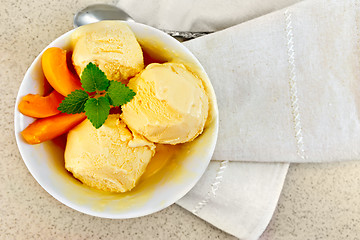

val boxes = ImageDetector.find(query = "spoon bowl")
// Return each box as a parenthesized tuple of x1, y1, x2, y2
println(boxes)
(74, 4, 134, 28)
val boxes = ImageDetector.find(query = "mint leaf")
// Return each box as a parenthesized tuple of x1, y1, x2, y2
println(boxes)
(84, 97, 110, 129)
(106, 80, 136, 106)
(81, 62, 109, 92)
(58, 89, 88, 114)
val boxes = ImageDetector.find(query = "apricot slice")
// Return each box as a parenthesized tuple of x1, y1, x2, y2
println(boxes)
(21, 113, 86, 144)
(42, 47, 82, 96)
(18, 90, 64, 118)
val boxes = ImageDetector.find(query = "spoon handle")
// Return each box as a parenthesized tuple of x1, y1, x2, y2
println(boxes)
(161, 30, 213, 39)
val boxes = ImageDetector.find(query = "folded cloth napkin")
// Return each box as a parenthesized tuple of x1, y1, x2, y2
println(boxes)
(120, 0, 360, 163)
(117, 0, 359, 239)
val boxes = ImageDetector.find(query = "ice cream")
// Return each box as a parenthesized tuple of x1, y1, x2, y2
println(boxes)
(65, 22, 210, 193)
(64, 114, 156, 193)
(121, 62, 209, 145)
(71, 21, 144, 84)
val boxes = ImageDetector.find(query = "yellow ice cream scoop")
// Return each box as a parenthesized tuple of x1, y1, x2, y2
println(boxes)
(121, 62, 209, 145)
(65, 114, 156, 193)
(71, 21, 144, 84)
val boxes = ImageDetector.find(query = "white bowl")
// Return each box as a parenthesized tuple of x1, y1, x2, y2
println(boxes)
(14, 21, 218, 219)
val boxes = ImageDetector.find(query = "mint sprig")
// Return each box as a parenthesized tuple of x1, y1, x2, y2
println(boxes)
(58, 62, 135, 129)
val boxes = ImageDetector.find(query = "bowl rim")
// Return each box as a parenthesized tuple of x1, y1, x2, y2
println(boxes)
(14, 21, 219, 219)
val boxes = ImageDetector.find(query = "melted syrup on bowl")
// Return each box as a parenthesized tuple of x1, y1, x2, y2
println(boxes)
(51, 133, 67, 151)
(143, 47, 166, 67)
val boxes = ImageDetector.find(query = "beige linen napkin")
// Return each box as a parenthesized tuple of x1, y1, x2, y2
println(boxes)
(117, 0, 359, 238)
(120, 0, 360, 163)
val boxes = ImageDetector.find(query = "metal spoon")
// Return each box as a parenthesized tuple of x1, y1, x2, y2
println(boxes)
(74, 4, 212, 39)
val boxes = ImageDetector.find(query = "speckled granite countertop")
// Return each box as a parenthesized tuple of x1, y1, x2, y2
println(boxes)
(1, 0, 360, 239)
